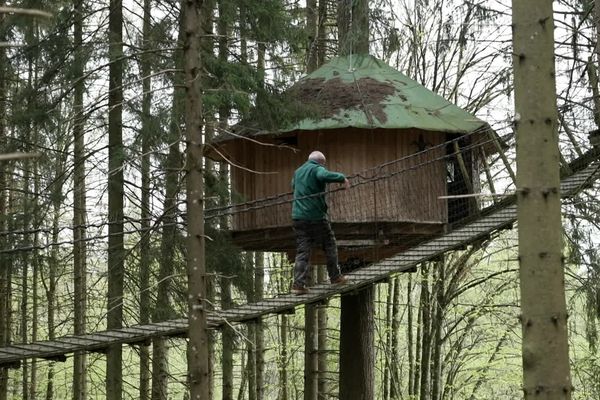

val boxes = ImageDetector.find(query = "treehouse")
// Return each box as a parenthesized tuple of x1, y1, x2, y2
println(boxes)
(207, 54, 494, 263)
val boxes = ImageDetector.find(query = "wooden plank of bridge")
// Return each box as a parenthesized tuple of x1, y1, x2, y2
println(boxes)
(0, 161, 598, 368)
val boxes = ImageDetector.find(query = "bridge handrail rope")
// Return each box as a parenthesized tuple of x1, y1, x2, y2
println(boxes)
(205, 127, 514, 220)
(0, 126, 509, 244)
(0, 148, 597, 369)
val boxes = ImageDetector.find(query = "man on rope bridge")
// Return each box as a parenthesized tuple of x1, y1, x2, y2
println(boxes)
(291, 150, 350, 295)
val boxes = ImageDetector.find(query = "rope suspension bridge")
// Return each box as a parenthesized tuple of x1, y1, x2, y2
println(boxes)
(1, 133, 599, 369)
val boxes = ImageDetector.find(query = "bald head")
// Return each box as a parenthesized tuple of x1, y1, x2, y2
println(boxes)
(308, 151, 326, 165)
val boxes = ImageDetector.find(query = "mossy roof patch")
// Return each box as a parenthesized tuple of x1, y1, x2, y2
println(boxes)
(224, 54, 488, 140)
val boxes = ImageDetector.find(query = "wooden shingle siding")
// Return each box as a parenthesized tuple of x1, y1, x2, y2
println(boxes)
(230, 128, 450, 234)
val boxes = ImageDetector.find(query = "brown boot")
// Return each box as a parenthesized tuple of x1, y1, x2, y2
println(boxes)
(330, 275, 349, 285)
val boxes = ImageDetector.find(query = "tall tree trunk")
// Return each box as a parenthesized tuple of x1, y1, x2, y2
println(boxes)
(46, 165, 63, 400)
(391, 277, 400, 399)
(221, 277, 234, 400)
(383, 282, 393, 400)
(317, 267, 328, 398)
(73, 0, 88, 398)
(255, 253, 265, 400)
(239, 4, 247, 62)
(413, 277, 422, 397)
(0, 188, 11, 400)
(30, 114, 40, 400)
(339, 287, 375, 399)
(513, 1, 572, 398)
(304, 6, 319, 397)
(29, 259, 37, 399)
(589, 0, 600, 127)
(337, 0, 350, 56)
(21, 22, 36, 398)
(419, 265, 431, 400)
(246, 255, 257, 400)
(217, 4, 234, 398)
(20, 156, 29, 400)
(337, 0, 369, 56)
(0, 4, 8, 395)
(278, 313, 289, 400)
(20, 175, 29, 400)
(107, 0, 125, 398)
(139, 0, 152, 398)
(595, 0, 600, 62)
(199, 2, 215, 397)
(407, 275, 415, 399)
(304, 269, 318, 400)
(307, 0, 318, 71)
(277, 258, 289, 400)
(337, 2, 374, 398)
(317, 0, 327, 65)
(237, 351, 248, 400)
(430, 261, 445, 400)
(183, 0, 209, 397)
(246, 29, 267, 400)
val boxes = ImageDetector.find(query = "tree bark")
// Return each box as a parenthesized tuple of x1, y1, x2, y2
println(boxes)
(513, 2, 572, 397)
(390, 277, 400, 399)
(139, 0, 152, 398)
(431, 261, 445, 400)
(278, 257, 289, 400)
(419, 265, 431, 400)
(107, 0, 125, 398)
(383, 281, 393, 400)
(20, 24, 36, 398)
(591, 0, 600, 127)
(278, 314, 289, 400)
(317, 267, 328, 398)
(337, 2, 374, 397)
(307, 0, 318, 72)
(317, 0, 327, 65)
(337, 0, 350, 56)
(46, 164, 63, 400)
(255, 253, 265, 400)
(221, 277, 234, 400)
(337, 0, 369, 56)
(304, 269, 318, 400)
(183, 0, 209, 397)
(217, 5, 234, 398)
(413, 275, 422, 397)
(0, 4, 8, 395)
(304, 7, 320, 396)
(30, 222, 38, 400)
(407, 276, 415, 399)
(339, 287, 375, 400)
(19, 161, 28, 400)
(30, 103, 41, 400)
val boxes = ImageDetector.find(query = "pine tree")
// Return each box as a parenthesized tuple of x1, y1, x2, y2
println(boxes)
(107, 0, 125, 398)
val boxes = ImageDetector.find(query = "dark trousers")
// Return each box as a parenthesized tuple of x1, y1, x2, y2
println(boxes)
(293, 219, 341, 287)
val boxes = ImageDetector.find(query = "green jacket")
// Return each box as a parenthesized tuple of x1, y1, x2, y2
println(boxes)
(291, 160, 346, 220)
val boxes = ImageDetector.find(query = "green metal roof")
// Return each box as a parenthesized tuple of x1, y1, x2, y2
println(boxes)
(280, 54, 487, 134)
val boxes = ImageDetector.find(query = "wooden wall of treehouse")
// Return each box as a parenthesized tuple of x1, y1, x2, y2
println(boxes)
(225, 128, 448, 232)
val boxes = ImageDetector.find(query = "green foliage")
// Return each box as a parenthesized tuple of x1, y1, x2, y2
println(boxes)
(203, 57, 258, 116)
(239, 0, 303, 44)
(202, 0, 307, 126)
(205, 224, 243, 278)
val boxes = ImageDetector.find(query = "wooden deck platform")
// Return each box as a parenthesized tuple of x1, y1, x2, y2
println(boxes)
(0, 159, 597, 368)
